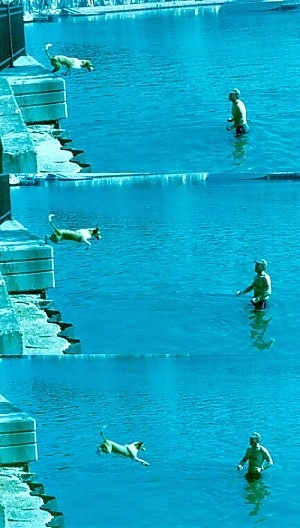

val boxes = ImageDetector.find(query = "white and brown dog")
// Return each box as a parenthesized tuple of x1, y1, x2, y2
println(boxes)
(47, 214, 101, 248)
(45, 43, 93, 75)
(97, 430, 150, 466)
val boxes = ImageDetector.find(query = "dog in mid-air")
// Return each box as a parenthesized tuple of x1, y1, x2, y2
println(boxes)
(97, 430, 150, 466)
(47, 214, 101, 248)
(45, 43, 93, 75)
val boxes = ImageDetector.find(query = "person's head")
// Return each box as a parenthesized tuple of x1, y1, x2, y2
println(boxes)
(249, 432, 261, 446)
(229, 88, 241, 103)
(254, 259, 267, 274)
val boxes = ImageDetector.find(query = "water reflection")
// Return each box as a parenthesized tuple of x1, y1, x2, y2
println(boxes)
(233, 136, 247, 163)
(248, 309, 274, 351)
(244, 479, 270, 518)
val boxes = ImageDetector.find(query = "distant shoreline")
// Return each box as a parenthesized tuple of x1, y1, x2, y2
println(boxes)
(60, 0, 227, 17)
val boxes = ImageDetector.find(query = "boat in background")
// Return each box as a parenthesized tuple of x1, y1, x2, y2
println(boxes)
(23, 0, 61, 22)
(220, 0, 300, 12)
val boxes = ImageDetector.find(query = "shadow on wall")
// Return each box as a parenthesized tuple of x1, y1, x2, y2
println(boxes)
(0, 173, 11, 224)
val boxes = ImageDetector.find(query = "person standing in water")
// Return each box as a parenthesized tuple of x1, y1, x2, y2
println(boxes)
(236, 259, 271, 310)
(237, 432, 273, 482)
(227, 88, 249, 136)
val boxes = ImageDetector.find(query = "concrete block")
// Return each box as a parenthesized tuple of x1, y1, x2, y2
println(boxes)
(21, 102, 68, 125)
(8, 76, 68, 124)
(0, 400, 36, 433)
(0, 431, 36, 447)
(0, 444, 37, 465)
(0, 219, 55, 294)
(46, 511, 65, 528)
(9, 77, 65, 96)
(0, 95, 20, 116)
(0, 277, 23, 356)
(16, 91, 66, 107)
(0, 398, 37, 465)
(40, 495, 58, 513)
(0, 113, 38, 173)
(0, 77, 13, 96)
(4, 270, 55, 293)
(0, 259, 53, 275)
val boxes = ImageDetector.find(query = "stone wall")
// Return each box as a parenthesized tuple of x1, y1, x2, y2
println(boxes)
(0, 55, 68, 174)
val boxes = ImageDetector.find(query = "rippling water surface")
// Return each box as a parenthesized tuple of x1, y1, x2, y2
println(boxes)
(24, 7, 300, 174)
(1, 7, 300, 528)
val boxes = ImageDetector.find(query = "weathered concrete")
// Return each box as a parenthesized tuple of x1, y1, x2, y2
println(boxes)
(0, 78, 38, 174)
(10, 294, 69, 355)
(0, 467, 54, 528)
(0, 55, 68, 174)
(2, 55, 67, 125)
(0, 397, 37, 466)
(0, 219, 55, 294)
(28, 125, 82, 175)
(0, 277, 23, 356)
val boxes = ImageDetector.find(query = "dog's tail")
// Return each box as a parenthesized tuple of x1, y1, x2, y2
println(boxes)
(48, 213, 57, 230)
(45, 43, 53, 59)
(100, 427, 108, 442)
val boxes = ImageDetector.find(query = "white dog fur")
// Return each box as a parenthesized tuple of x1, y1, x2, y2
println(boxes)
(97, 430, 150, 466)
(47, 214, 101, 248)
(45, 43, 93, 75)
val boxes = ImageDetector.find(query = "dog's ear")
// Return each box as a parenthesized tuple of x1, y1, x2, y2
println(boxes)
(82, 60, 93, 71)
(93, 227, 101, 239)
(136, 442, 145, 451)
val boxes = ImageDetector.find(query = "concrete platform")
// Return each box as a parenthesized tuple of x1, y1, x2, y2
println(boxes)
(1, 55, 67, 126)
(0, 219, 55, 294)
(0, 396, 37, 466)
(0, 78, 38, 174)
(0, 467, 53, 528)
(0, 55, 68, 174)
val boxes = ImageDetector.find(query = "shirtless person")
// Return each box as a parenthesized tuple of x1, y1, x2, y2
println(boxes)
(237, 432, 273, 482)
(227, 88, 249, 136)
(236, 259, 272, 310)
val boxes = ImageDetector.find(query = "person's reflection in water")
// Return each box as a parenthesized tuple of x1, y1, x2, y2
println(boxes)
(244, 479, 270, 517)
(248, 309, 275, 350)
(233, 136, 247, 162)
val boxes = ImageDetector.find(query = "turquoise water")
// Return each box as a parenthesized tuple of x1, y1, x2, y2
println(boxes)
(2, 177, 300, 527)
(24, 7, 300, 174)
(1, 8, 300, 528)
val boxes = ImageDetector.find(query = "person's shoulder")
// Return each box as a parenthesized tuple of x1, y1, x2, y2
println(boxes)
(259, 444, 270, 454)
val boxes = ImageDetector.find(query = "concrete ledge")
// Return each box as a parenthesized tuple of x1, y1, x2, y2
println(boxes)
(0, 78, 38, 174)
(0, 468, 53, 528)
(0, 219, 55, 294)
(3, 56, 68, 125)
(0, 398, 37, 465)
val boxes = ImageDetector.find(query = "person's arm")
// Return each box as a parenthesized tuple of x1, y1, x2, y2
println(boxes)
(226, 116, 234, 131)
(261, 448, 274, 472)
(237, 449, 249, 470)
(236, 283, 254, 296)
